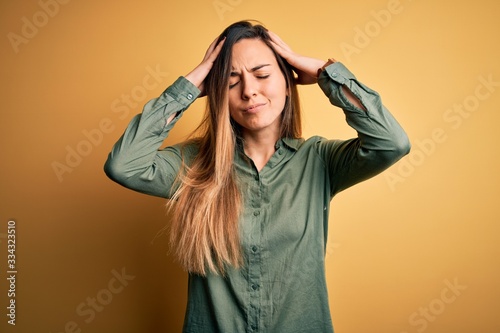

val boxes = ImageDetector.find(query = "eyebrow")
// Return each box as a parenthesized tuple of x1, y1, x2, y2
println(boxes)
(230, 64, 271, 76)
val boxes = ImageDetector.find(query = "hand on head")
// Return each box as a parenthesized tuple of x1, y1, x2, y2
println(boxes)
(185, 36, 226, 97)
(184, 24, 329, 97)
(267, 31, 326, 85)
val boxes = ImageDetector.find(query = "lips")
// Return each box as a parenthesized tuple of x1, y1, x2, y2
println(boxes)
(244, 103, 266, 112)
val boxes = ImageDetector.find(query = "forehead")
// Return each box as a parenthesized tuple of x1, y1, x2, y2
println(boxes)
(231, 39, 278, 68)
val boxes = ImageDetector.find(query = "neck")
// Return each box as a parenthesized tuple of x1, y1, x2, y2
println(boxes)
(241, 129, 280, 171)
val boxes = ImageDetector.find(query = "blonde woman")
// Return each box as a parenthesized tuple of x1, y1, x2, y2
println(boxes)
(105, 20, 410, 333)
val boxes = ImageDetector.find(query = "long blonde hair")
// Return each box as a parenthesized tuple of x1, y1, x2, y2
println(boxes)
(168, 21, 302, 276)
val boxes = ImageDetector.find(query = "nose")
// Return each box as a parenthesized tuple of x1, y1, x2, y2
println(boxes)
(241, 76, 257, 100)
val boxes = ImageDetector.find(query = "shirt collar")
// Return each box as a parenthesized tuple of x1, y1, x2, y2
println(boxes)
(234, 136, 304, 171)
(236, 136, 304, 152)
(279, 137, 304, 151)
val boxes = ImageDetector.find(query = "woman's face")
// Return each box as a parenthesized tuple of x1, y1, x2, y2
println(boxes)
(228, 38, 288, 137)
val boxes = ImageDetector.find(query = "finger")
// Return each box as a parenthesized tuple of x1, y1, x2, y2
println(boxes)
(268, 31, 292, 52)
(202, 37, 218, 60)
(203, 37, 225, 62)
(211, 37, 225, 57)
(269, 39, 292, 61)
(207, 37, 226, 63)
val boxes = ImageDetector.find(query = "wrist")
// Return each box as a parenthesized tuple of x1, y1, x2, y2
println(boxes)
(185, 63, 211, 89)
(184, 70, 203, 89)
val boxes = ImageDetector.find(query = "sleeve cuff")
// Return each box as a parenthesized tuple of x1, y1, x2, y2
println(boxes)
(319, 62, 356, 86)
(317, 62, 366, 112)
(164, 76, 201, 108)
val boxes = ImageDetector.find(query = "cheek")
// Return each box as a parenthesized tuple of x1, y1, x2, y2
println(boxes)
(269, 76, 287, 98)
(228, 95, 241, 122)
(228, 91, 239, 113)
(269, 81, 288, 108)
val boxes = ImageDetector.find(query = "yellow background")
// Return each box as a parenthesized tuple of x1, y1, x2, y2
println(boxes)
(1, 0, 499, 332)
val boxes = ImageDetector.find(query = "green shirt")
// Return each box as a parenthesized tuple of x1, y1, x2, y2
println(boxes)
(105, 62, 410, 333)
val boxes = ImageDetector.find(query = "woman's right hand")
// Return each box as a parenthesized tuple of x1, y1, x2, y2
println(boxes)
(185, 36, 225, 97)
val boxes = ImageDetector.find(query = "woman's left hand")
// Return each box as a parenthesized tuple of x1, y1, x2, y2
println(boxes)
(268, 31, 327, 85)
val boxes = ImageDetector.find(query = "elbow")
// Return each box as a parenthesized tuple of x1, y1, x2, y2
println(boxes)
(374, 132, 411, 166)
(103, 154, 128, 185)
(395, 133, 411, 158)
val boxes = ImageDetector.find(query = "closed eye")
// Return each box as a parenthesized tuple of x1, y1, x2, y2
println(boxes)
(228, 74, 270, 89)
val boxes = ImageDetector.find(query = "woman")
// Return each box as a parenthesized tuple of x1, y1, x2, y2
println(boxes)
(105, 20, 410, 333)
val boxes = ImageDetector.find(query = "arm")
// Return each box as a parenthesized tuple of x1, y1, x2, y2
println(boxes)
(268, 31, 366, 110)
(317, 62, 410, 194)
(104, 37, 225, 198)
(104, 77, 201, 198)
(269, 32, 410, 195)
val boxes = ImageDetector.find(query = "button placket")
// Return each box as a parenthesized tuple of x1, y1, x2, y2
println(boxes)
(248, 176, 262, 333)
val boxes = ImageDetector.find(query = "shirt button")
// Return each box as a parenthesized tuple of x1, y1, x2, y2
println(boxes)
(187, 93, 193, 100)
(253, 211, 260, 216)
(251, 324, 257, 330)
(278, 149, 283, 155)
(251, 284, 259, 290)
(251, 245, 258, 253)
(332, 73, 338, 78)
